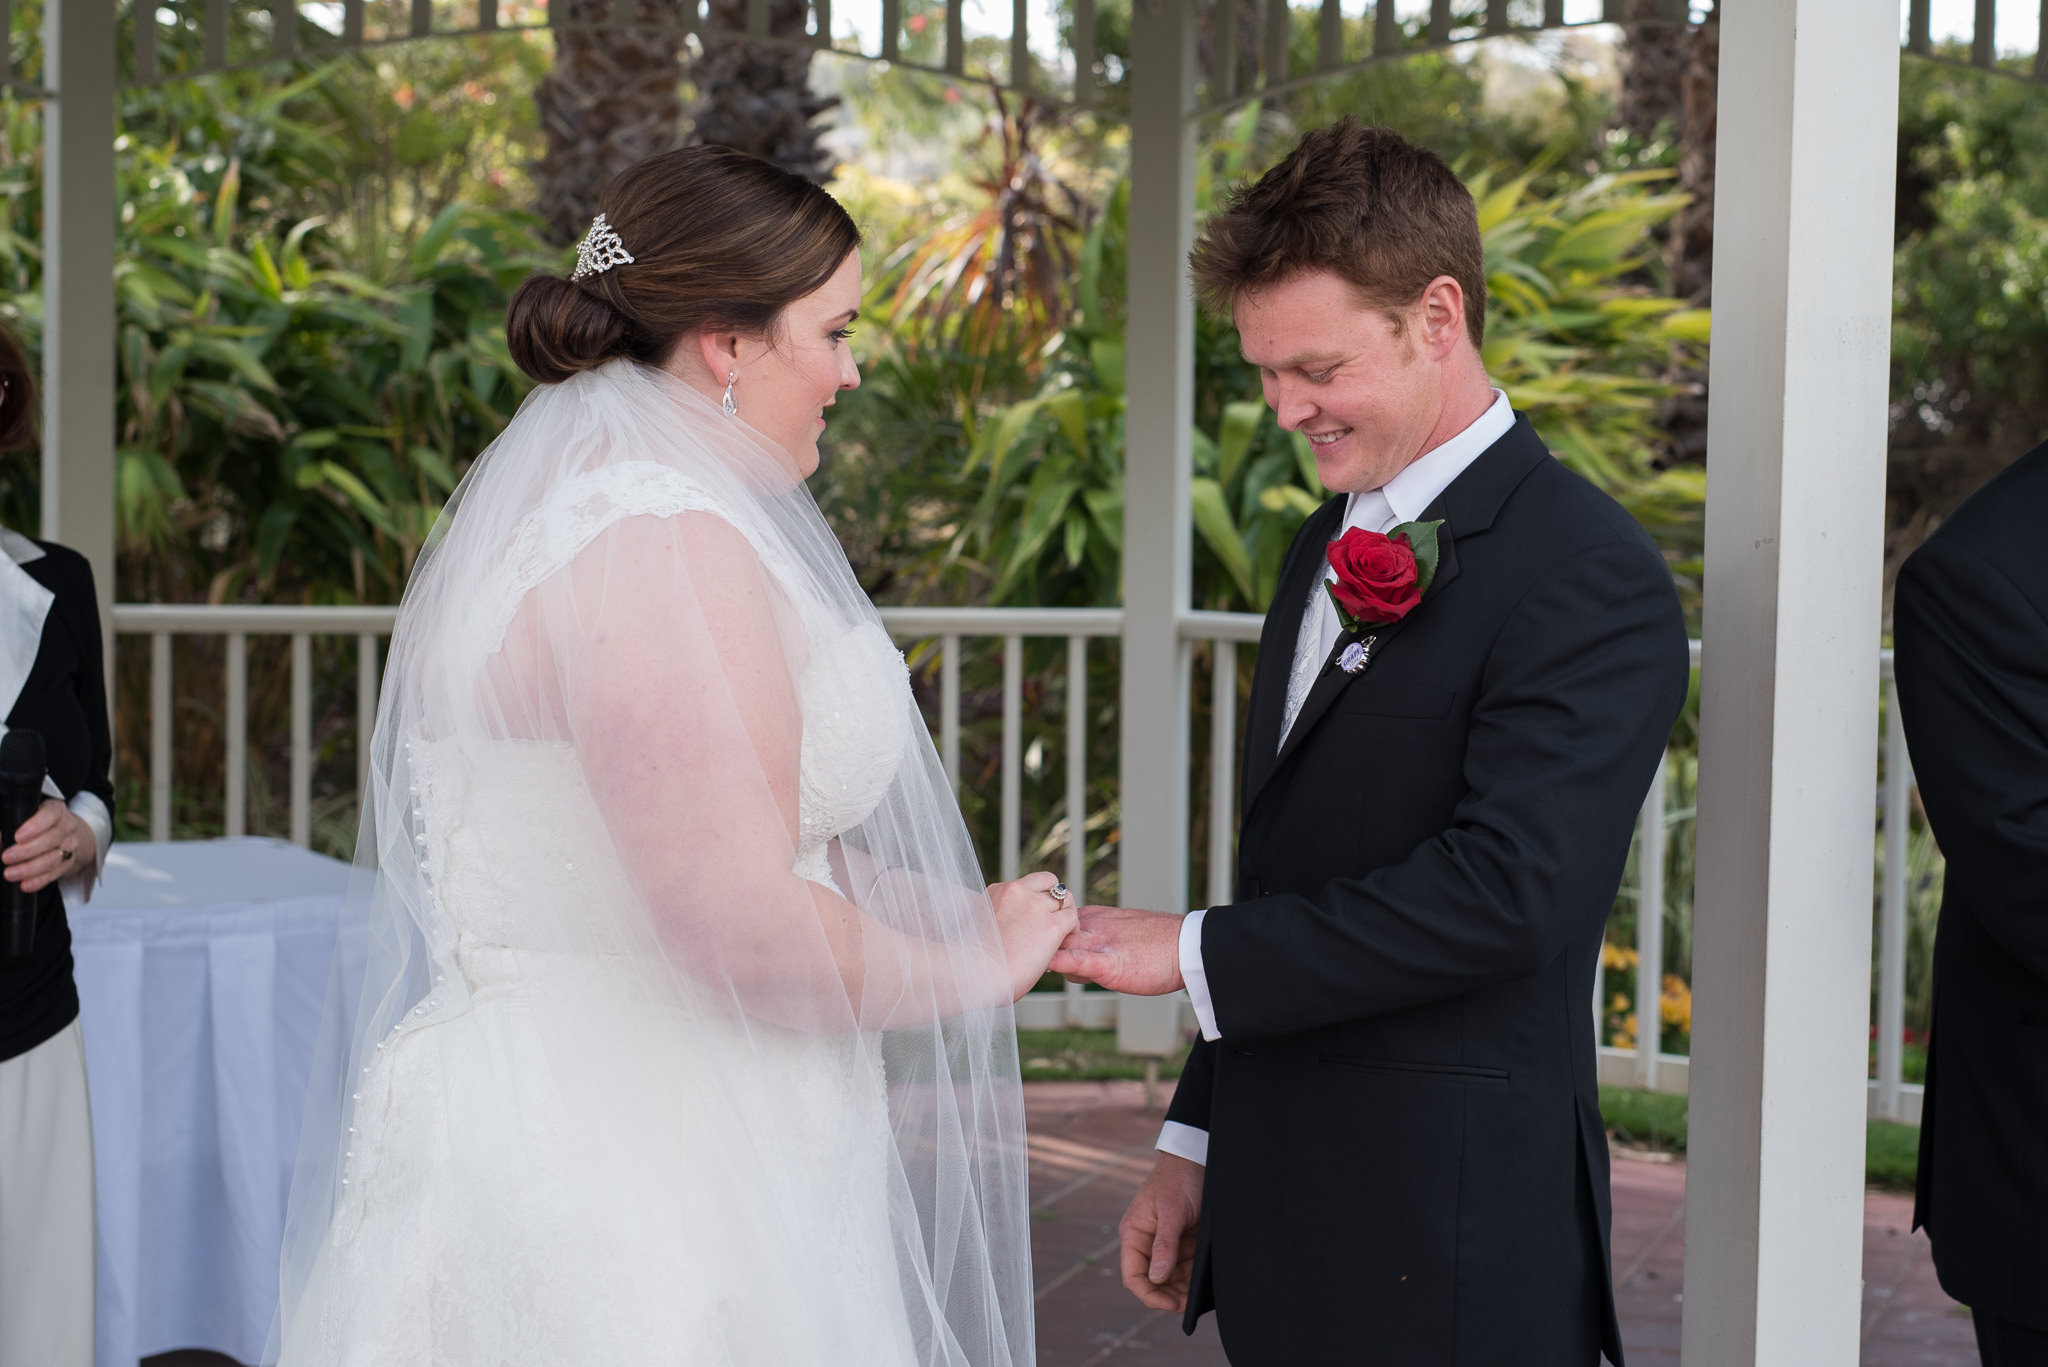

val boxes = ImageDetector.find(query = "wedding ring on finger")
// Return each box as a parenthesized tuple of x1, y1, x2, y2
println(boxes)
(1048, 881, 1070, 907)
(61, 845, 74, 863)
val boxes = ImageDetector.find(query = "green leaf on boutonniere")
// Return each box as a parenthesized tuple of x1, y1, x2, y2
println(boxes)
(1393, 518, 1446, 598)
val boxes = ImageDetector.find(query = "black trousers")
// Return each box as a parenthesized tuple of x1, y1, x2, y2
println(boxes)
(1977, 1312, 2048, 1367)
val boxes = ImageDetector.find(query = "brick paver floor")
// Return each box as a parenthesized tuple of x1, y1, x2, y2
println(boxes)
(1025, 1080, 1982, 1367)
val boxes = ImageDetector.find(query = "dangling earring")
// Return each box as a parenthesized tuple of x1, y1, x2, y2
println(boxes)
(722, 371, 738, 419)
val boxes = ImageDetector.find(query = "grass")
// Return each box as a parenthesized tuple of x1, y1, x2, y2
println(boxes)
(1600, 1085, 1923, 1191)
(1016, 1029, 1189, 1082)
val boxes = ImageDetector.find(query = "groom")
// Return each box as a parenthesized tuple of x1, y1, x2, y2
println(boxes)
(1050, 120, 1689, 1365)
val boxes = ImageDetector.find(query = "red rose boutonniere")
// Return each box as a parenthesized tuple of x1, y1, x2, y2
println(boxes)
(1324, 518, 1446, 635)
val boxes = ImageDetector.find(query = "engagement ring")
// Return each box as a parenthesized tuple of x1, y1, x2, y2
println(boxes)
(1049, 882, 1069, 905)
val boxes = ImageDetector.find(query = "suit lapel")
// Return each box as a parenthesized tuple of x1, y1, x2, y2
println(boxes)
(1240, 414, 1550, 815)
(1240, 494, 1346, 807)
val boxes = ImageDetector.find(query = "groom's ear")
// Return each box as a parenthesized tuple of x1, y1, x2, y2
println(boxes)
(1416, 276, 1468, 360)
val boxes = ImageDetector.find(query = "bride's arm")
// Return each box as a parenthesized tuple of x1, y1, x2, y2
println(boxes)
(561, 512, 1039, 1029)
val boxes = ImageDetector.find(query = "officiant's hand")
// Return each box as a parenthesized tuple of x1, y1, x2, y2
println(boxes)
(1121, 1153, 1202, 1312)
(1046, 905, 1185, 996)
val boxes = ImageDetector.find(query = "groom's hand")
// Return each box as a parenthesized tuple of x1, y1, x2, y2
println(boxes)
(1046, 905, 1185, 996)
(1120, 1153, 1203, 1312)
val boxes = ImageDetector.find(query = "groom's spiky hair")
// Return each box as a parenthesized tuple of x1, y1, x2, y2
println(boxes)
(1190, 118, 1487, 349)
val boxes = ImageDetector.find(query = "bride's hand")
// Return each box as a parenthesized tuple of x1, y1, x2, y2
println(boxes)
(988, 871, 1080, 1002)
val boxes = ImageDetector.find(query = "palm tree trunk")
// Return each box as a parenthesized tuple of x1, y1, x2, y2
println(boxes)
(532, 0, 690, 245)
(686, 0, 839, 183)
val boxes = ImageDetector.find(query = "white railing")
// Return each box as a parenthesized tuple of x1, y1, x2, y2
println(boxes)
(111, 605, 1926, 1117)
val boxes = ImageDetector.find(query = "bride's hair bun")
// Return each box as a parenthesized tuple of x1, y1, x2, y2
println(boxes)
(504, 145, 861, 387)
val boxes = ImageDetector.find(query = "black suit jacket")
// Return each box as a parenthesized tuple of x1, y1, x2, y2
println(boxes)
(1165, 416, 1689, 1366)
(1892, 440, 2048, 1332)
(1, 537, 113, 1062)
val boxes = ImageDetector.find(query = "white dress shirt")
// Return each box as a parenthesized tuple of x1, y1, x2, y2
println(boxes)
(1157, 390, 1515, 1168)
(0, 526, 112, 904)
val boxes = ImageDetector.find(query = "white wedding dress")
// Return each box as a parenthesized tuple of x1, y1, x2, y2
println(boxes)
(274, 364, 1031, 1367)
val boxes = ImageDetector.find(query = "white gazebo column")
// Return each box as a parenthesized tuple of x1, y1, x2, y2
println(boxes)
(1115, 0, 1196, 1055)
(42, 0, 120, 658)
(1682, 2, 1899, 1363)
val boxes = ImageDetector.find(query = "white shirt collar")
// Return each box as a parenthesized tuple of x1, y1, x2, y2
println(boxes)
(0, 526, 44, 566)
(0, 524, 53, 722)
(1344, 388, 1514, 531)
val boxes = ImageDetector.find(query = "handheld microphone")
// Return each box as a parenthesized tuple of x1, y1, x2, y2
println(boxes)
(0, 727, 48, 957)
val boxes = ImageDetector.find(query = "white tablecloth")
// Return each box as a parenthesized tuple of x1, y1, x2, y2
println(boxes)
(71, 839, 357, 1367)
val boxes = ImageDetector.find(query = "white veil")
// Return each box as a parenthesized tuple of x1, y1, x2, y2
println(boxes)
(272, 359, 1032, 1364)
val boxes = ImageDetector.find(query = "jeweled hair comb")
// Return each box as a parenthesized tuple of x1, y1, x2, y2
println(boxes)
(571, 214, 635, 281)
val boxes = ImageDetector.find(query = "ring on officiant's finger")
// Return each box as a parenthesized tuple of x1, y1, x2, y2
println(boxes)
(1049, 882, 1069, 905)
(60, 845, 74, 863)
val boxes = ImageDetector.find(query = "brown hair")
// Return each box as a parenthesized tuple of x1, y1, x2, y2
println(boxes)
(1189, 118, 1487, 349)
(506, 144, 861, 385)
(0, 322, 35, 450)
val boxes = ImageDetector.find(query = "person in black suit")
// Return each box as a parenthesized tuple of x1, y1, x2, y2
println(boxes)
(0, 324, 113, 1367)
(1892, 440, 2048, 1367)
(1050, 120, 1690, 1365)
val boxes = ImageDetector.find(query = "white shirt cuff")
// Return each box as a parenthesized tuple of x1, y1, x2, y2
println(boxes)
(59, 790, 111, 905)
(1156, 1119, 1210, 1167)
(1180, 908, 1220, 1042)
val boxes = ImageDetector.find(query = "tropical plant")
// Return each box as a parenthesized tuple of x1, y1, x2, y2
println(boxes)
(956, 134, 1710, 615)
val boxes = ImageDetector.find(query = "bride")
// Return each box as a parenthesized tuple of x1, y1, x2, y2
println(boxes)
(271, 146, 1074, 1365)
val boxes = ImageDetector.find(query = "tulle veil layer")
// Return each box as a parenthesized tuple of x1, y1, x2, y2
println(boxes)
(271, 360, 1032, 1365)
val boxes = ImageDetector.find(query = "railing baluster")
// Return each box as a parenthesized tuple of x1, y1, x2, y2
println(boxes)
(1317, 0, 1340, 70)
(1072, 0, 1095, 106)
(226, 632, 247, 838)
(880, 0, 899, 62)
(1877, 675, 1912, 1121)
(941, 633, 960, 793)
(479, 0, 499, 31)
(151, 632, 173, 842)
(1543, 0, 1563, 28)
(2037, 0, 2048, 84)
(1973, 0, 1994, 67)
(0, 0, 12, 85)
(746, 0, 768, 37)
(1426, 0, 1448, 46)
(1065, 634, 1088, 1027)
(274, 0, 298, 57)
(1000, 634, 1022, 883)
(1373, 0, 1394, 56)
(413, 0, 432, 36)
(344, 0, 364, 44)
(945, 0, 963, 75)
(1484, 0, 1506, 36)
(1207, 640, 1236, 907)
(1011, 0, 1029, 90)
(358, 633, 379, 804)
(1636, 749, 1668, 1090)
(135, 0, 159, 83)
(1906, 0, 1931, 55)
(291, 632, 312, 848)
(205, 0, 229, 70)
(1213, 0, 1238, 99)
(1263, 0, 1289, 86)
(811, 0, 829, 47)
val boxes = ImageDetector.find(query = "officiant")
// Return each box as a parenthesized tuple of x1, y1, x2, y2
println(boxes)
(0, 322, 113, 1367)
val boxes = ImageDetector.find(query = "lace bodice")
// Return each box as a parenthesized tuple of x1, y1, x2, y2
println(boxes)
(793, 619, 913, 888)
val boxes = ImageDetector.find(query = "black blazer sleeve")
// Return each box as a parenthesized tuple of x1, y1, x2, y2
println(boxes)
(58, 550, 111, 813)
(1163, 1035, 1216, 1131)
(1200, 536, 1689, 1039)
(1894, 537, 2048, 981)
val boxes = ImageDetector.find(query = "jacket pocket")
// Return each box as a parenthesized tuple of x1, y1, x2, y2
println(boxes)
(1319, 1053, 1509, 1085)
